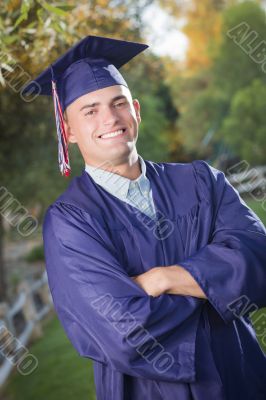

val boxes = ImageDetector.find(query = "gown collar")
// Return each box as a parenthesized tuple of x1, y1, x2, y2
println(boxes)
(84, 154, 150, 200)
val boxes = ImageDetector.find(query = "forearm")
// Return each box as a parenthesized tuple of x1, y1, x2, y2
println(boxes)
(163, 265, 207, 299)
(131, 265, 207, 299)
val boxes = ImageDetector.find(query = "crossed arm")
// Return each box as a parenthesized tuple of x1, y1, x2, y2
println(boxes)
(131, 265, 207, 299)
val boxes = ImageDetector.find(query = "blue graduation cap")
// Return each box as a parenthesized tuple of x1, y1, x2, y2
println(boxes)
(23, 35, 149, 177)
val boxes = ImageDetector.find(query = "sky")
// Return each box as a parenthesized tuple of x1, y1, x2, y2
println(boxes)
(142, 0, 266, 60)
(141, 3, 189, 60)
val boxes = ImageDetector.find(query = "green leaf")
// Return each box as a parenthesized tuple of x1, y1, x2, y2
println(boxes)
(14, 13, 28, 28)
(26, 21, 37, 29)
(21, 0, 32, 15)
(2, 35, 20, 45)
(53, 4, 76, 12)
(50, 21, 65, 34)
(41, 1, 68, 17)
(37, 7, 45, 23)
(14, 0, 33, 27)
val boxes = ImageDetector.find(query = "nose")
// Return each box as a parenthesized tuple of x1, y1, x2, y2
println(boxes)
(102, 106, 119, 126)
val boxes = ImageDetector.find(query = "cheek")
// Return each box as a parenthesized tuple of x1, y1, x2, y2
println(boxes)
(79, 118, 97, 137)
(121, 108, 137, 123)
(68, 125, 88, 149)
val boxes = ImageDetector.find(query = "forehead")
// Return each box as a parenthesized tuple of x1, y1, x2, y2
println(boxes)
(75, 84, 131, 106)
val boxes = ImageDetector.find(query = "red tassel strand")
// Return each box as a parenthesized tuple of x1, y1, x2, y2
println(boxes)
(51, 80, 71, 177)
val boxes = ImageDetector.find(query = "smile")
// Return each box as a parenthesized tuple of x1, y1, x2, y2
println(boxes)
(99, 128, 126, 139)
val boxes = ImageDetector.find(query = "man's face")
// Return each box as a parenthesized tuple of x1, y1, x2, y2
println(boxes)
(64, 84, 141, 167)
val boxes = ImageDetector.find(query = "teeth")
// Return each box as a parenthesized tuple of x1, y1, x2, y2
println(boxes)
(101, 129, 124, 139)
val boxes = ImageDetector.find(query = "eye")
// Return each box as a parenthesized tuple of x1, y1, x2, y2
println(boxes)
(85, 109, 97, 116)
(114, 101, 126, 108)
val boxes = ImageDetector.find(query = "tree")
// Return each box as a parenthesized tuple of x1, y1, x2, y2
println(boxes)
(124, 52, 179, 162)
(221, 79, 266, 164)
(213, 0, 266, 95)
(156, 0, 230, 161)
(166, 1, 266, 163)
(182, 0, 225, 73)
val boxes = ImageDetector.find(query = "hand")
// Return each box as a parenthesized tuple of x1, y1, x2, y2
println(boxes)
(131, 267, 168, 297)
(164, 265, 207, 299)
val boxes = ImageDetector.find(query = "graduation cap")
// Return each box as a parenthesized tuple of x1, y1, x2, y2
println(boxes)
(22, 35, 149, 177)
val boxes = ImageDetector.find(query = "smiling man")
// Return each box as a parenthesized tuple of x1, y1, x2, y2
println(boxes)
(23, 35, 266, 400)
(65, 84, 142, 180)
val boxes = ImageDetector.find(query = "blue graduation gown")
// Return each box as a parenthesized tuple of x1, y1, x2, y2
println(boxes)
(43, 159, 266, 400)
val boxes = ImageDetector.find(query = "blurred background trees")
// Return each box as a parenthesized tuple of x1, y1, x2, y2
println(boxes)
(2, 0, 266, 198)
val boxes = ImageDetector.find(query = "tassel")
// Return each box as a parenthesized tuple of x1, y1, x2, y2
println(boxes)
(50, 67, 71, 177)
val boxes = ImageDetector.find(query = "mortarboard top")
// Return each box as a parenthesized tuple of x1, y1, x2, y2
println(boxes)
(22, 35, 149, 177)
(22, 35, 149, 111)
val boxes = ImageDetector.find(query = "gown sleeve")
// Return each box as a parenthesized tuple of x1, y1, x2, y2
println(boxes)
(42, 202, 203, 382)
(178, 160, 266, 324)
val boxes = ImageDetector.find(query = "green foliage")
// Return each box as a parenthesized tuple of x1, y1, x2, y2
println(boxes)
(0, 91, 70, 206)
(213, 0, 266, 95)
(250, 307, 266, 353)
(0, 0, 151, 78)
(123, 53, 179, 162)
(137, 93, 170, 161)
(24, 244, 44, 262)
(178, 78, 229, 156)
(175, 1, 266, 164)
(221, 79, 266, 164)
(39, 1, 74, 18)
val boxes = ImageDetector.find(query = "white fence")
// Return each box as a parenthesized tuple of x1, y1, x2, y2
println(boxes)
(226, 165, 266, 195)
(0, 271, 53, 387)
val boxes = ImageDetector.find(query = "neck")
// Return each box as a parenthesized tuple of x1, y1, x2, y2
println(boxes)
(86, 150, 142, 180)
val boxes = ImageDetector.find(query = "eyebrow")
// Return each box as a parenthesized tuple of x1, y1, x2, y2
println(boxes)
(79, 95, 127, 112)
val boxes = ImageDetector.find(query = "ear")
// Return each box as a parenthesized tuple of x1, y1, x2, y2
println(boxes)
(133, 99, 141, 124)
(63, 118, 77, 144)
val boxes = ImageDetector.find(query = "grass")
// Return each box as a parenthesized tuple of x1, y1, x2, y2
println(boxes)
(1, 316, 96, 400)
(244, 197, 266, 354)
(245, 197, 266, 226)
(250, 309, 266, 354)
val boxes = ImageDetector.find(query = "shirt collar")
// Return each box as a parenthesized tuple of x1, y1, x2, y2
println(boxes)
(85, 155, 150, 200)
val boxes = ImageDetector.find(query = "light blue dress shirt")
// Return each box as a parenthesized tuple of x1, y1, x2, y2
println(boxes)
(85, 155, 157, 219)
